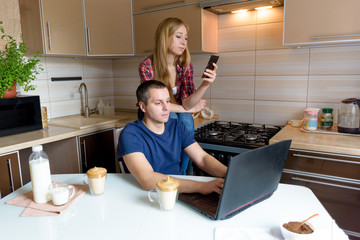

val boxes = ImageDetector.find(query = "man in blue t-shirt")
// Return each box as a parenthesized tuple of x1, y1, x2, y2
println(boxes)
(118, 80, 227, 195)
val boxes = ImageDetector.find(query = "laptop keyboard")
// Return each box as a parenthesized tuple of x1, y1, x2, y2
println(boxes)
(178, 192, 220, 217)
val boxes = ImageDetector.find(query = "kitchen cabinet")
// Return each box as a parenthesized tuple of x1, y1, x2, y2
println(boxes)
(280, 149, 360, 240)
(84, 0, 133, 55)
(133, 4, 218, 54)
(0, 152, 22, 198)
(19, 137, 80, 184)
(19, 0, 86, 55)
(19, 0, 134, 56)
(78, 129, 117, 173)
(133, 0, 199, 14)
(283, 0, 360, 48)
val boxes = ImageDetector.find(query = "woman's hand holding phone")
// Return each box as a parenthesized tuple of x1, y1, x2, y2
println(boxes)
(202, 55, 219, 84)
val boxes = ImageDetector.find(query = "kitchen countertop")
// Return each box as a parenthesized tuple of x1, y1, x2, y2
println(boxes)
(0, 110, 217, 155)
(270, 125, 360, 156)
(0, 174, 346, 240)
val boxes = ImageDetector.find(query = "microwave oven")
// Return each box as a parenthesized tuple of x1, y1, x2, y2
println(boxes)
(0, 96, 43, 137)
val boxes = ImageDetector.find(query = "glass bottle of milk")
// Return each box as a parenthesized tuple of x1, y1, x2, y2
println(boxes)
(29, 145, 52, 204)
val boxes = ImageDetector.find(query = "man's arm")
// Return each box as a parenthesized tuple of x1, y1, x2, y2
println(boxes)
(123, 152, 225, 194)
(184, 142, 227, 178)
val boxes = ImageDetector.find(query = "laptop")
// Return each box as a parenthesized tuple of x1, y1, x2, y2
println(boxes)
(178, 139, 291, 220)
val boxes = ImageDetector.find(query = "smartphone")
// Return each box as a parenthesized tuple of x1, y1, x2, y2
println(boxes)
(202, 55, 219, 78)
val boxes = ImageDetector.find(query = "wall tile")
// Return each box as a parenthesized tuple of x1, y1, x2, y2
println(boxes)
(256, 48, 310, 76)
(113, 77, 139, 96)
(112, 57, 144, 78)
(255, 75, 308, 101)
(256, 22, 285, 50)
(48, 80, 82, 102)
(19, 79, 50, 103)
(210, 99, 254, 122)
(46, 57, 84, 78)
(84, 59, 113, 78)
(309, 45, 360, 75)
(211, 76, 254, 100)
(217, 52, 256, 76)
(49, 99, 81, 118)
(308, 75, 360, 103)
(114, 95, 137, 110)
(219, 11, 256, 29)
(254, 100, 306, 126)
(85, 77, 114, 99)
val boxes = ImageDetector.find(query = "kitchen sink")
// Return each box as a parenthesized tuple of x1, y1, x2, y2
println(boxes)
(48, 114, 128, 129)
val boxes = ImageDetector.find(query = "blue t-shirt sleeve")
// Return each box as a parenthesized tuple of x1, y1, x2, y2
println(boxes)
(118, 125, 143, 158)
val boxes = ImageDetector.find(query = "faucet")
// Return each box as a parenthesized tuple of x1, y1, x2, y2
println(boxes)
(78, 83, 90, 117)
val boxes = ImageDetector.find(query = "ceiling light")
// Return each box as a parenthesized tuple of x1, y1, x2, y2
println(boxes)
(255, 6, 273, 10)
(231, 9, 248, 14)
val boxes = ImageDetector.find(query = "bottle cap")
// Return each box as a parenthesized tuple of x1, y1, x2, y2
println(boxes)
(322, 108, 333, 113)
(32, 145, 43, 152)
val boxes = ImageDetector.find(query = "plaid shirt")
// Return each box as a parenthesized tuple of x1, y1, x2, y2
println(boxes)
(138, 56, 195, 105)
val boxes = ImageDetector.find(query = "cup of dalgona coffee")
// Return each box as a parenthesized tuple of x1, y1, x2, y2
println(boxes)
(84, 167, 107, 195)
(148, 176, 179, 210)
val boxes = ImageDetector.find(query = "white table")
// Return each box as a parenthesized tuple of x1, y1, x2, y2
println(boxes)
(0, 174, 344, 240)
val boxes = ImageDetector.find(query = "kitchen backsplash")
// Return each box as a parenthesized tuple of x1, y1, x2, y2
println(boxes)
(3, 3, 360, 125)
(113, 6, 360, 125)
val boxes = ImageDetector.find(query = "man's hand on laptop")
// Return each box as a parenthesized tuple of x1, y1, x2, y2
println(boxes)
(199, 178, 224, 195)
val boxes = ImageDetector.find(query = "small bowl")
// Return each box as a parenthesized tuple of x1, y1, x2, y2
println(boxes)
(290, 119, 303, 128)
(280, 218, 316, 240)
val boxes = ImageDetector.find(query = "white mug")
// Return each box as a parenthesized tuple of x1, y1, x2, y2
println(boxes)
(49, 183, 75, 206)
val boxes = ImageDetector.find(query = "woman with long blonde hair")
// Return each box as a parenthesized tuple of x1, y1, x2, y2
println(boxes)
(138, 17, 218, 174)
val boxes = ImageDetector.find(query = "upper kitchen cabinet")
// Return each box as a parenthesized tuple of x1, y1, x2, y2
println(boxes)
(19, 0, 86, 56)
(84, 0, 133, 56)
(283, 0, 360, 48)
(133, 0, 199, 14)
(134, 4, 218, 54)
(19, 0, 134, 56)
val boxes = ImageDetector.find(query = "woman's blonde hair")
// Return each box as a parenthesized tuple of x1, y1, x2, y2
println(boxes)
(152, 18, 191, 103)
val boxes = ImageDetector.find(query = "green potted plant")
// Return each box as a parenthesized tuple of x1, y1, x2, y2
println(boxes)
(0, 20, 43, 98)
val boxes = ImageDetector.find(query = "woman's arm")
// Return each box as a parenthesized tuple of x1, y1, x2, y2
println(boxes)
(182, 63, 217, 110)
(170, 100, 206, 113)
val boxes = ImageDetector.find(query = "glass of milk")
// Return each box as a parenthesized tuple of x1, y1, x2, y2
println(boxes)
(49, 183, 76, 206)
(148, 176, 179, 211)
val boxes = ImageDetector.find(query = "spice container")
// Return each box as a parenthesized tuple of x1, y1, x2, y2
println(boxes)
(320, 108, 333, 129)
(303, 108, 320, 131)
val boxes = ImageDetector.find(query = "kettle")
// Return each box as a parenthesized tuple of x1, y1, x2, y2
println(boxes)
(338, 98, 360, 134)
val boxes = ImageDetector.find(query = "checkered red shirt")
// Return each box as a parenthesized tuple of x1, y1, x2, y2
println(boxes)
(138, 56, 195, 105)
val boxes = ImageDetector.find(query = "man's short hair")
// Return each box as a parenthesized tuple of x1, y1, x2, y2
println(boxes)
(136, 80, 167, 104)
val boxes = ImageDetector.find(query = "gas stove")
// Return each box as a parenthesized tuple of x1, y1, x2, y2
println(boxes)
(192, 121, 283, 175)
(195, 121, 282, 149)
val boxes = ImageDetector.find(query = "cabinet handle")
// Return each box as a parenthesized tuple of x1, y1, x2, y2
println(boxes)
(47, 21, 52, 50)
(87, 28, 91, 53)
(7, 159, 14, 192)
(143, 0, 185, 10)
(81, 140, 88, 168)
(292, 153, 360, 165)
(291, 177, 360, 191)
(312, 34, 360, 40)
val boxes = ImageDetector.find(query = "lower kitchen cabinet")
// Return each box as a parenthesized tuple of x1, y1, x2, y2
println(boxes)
(78, 129, 117, 173)
(0, 152, 22, 198)
(280, 149, 360, 240)
(19, 137, 80, 184)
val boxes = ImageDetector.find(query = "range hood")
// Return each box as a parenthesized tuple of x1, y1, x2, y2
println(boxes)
(200, 0, 284, 14)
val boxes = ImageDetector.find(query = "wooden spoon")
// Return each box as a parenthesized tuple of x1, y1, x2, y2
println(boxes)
(296, 213, 319, 230)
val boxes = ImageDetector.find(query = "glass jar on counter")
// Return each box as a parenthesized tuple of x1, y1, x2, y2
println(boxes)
(320, 108, 333, 129)
(303, 108, 320, 131)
